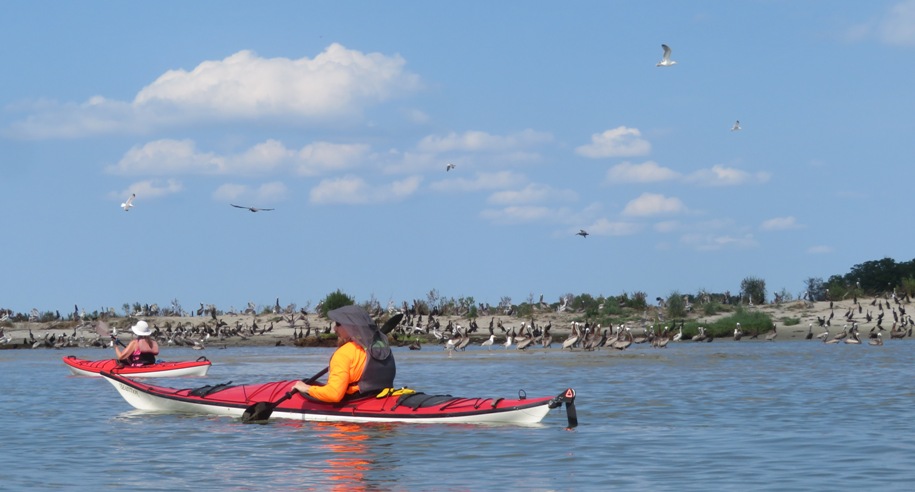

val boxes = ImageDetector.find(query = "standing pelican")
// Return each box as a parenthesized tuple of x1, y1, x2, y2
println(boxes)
(562, 322, 580, 349)
(765, 325, 778, 341)
(869, 333, 884, 346)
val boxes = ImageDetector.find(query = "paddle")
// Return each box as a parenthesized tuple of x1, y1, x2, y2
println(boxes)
(241, 311, 403, 424)
(95, 320, 126, 348)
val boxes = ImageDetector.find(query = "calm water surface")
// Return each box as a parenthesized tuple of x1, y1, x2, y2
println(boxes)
(2, 340, 915, 491)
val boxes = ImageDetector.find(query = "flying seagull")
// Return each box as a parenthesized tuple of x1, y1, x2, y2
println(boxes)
(231, 204, 275, 213)
(446, 162, 456, 172)
(576, 229, 589, 238)
(731, 120, 742, 132)
(121, 193, 135, 212)
(656, 44, 677, 67)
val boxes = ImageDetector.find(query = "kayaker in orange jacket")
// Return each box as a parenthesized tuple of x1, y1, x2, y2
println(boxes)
(292, 305, 396, 403)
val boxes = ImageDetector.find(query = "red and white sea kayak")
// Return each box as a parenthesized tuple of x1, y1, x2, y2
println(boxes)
(64, 355, 211, 378)
(101, 371, 577, 426)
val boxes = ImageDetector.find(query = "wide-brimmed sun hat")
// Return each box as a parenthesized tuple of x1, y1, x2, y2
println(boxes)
(130, 320, 152, 336)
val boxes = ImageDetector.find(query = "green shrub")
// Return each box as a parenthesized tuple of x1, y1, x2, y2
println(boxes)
(665, 291, 687, 319)
(320, 289, 355, 317)
(706, 308, 774, 337)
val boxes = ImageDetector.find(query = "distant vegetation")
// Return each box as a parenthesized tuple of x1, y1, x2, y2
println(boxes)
(4, 257, 914, 332)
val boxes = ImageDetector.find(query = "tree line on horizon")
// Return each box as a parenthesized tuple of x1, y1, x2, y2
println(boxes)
(4, 257, 915, 324)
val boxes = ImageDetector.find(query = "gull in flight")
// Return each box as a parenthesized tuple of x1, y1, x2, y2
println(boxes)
(446, 162, 456, 172)
(576, 229, 589, 238)
(231, 204, 275, 213)
(731, 120, 742, 132)
(656, 44, 677, 67)
(120, 193, 135, 212)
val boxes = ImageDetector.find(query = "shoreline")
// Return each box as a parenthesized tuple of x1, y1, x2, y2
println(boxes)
(2, 298, 907, 350)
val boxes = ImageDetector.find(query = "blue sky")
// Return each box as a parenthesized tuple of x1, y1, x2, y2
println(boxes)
(3, 1, 914, 315)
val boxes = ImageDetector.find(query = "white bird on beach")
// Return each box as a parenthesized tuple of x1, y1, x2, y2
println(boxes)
(121, 193, 135, 212)
(656, 44, 677, 67)
(481, 334, 495, 350)
(731, 120, 742, 131)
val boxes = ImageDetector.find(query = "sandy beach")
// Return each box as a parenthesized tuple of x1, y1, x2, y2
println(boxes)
(2, 297, 906, 351)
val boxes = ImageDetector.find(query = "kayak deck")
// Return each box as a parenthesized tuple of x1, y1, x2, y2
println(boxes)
(64, 355, 211, 377)
(101, 372, 577, 427)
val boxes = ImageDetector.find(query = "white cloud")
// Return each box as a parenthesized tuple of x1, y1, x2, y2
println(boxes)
(848, 1, 915, 46)
(8, 44, 421, 138)
(135, 44, 421, 119)
(107, 139, 225, 175)
(760, 216, 803, 231)
(112, 179, 183, 201)
(416, 129, 552, 153)
(480, 205, 562, 224)
(621, 193, 686, 217)
(684, 165, 770, 186)
(429, 171, 526, 192)
(680, 233, 758, 251)
(213, 181, 288, 203)
(653, 220, 681, 233)
(575, 126, 651, 158)
(108, 138, 369, 177)
(309, 175, 421, 204)
(585, 218, 642, 236)
(294, 142, 370, 176)
(487, 183, 578, 205)
(605, 160, 680, 184)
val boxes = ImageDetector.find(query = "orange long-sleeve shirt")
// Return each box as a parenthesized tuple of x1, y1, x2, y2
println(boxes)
(307, 341, 367, 403)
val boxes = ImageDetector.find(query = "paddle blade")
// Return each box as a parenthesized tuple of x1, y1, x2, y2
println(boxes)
(241, 402, 275, 424)
(380, 312, 404, 335)
(241, 389, 297, 424)
(95, 320, 111, 338)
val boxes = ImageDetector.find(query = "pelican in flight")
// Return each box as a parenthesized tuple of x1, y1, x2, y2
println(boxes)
(121, 193, 135, 212)
(576, 229, 589, 238)
(656, 44, 677, 67)
(446, 162, 456, 172)
(731, 120, 742, 132)
(231, 204, 275, 213)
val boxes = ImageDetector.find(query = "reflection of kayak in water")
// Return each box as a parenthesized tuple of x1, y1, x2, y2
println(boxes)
(101, 371, 578, 427)
(63, 355, 211, 377)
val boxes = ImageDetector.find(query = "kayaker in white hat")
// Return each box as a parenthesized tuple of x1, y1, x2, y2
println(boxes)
(114, 320, 160, 366)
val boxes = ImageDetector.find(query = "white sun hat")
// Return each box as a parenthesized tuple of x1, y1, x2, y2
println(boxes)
(130, 320, 152, 336)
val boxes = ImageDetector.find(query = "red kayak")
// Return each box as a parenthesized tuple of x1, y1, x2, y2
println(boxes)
(64, 355, 211, 378)
(101, 371, 577, 426)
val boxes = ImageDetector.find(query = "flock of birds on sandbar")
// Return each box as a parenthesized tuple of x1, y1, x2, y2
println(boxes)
(388, 293, 913, 356)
